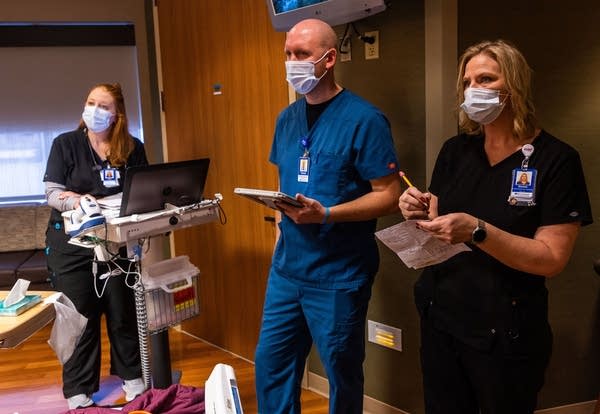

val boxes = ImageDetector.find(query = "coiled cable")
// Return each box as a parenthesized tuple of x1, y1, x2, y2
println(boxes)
(132, 261, 151, 389)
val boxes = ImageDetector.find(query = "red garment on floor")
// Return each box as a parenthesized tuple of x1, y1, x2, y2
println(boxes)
(125, 383, 205, 413)
(61, 384, 205, 414)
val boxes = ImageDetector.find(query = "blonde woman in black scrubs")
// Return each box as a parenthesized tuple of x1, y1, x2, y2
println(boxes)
(399, 41, 592, 414)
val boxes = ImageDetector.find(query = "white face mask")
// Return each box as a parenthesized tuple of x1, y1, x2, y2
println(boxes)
(285, 50, 330, 95)
(460, 87, 506, 124)
(82, 105, 114, 133)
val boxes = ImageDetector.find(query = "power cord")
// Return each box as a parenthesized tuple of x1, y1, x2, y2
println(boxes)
(90, 236, 143, 297)
(217, 198, 227, 225)
(351, 22, 375, 44)
(339, 22, 376, 55)
(339, 23, 352, 54)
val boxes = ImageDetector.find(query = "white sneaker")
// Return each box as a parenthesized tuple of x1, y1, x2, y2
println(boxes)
(67, 393, 94, 409)
(122, 377, 147, 401)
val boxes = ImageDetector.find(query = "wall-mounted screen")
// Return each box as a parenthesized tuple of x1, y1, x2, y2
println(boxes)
(265, 0, 386, 32)
(273, 0, 328, 14)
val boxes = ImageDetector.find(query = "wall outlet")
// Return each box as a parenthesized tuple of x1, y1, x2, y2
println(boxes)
(368, 320, 402, 351)
(364, 30, 379, 60)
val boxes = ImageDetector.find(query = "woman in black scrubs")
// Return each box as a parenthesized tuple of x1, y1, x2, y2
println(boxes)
(44, 83, 148, 409)
(399, 41, 592, 414)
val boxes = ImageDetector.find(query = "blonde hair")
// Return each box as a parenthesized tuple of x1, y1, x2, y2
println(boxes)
(456, 40, 537, 139)
(79, 82, 134, 167)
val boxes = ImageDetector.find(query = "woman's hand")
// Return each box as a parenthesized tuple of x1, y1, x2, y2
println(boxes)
(58, 191, 82, 208)
(416, 213, 476, 244)
(398, 187, 431, 220)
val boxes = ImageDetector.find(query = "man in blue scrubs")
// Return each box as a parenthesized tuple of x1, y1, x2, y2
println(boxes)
(254, 18, 402, 413)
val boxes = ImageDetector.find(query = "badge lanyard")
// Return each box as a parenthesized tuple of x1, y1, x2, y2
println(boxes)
(508, 143, 537, 206)
(87, 135, 120, 188)
(100, 167, 120, 187)
(298, 135, 310, 183)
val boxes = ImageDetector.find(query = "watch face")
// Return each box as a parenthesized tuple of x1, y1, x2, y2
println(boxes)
(472, 228, 486, 243)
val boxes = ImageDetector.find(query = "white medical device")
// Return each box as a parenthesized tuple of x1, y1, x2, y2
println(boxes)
(204, 363, 244, 414)
(62, 195, 105, 237)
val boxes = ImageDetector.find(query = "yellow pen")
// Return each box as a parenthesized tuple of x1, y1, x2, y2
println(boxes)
(399, 171, 414, 187)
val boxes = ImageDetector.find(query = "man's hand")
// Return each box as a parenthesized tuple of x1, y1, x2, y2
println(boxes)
(276, 193, 326, 224)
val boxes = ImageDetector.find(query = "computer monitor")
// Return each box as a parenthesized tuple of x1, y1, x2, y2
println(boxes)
(119, 158, 210, 217)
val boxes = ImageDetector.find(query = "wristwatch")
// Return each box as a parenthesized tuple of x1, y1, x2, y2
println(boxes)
(471, 219, 487, 244)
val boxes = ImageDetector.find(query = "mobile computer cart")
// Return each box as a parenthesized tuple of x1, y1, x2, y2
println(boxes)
(67, 199, 221, 389)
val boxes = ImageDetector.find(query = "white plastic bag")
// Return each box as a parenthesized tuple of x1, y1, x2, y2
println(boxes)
(45, 293, 88, 365)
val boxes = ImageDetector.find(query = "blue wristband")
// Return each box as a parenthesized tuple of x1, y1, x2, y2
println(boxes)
(322, 207, 330, 224)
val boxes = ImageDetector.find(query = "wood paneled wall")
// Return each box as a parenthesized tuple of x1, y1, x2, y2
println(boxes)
(156, 0, 288, 360)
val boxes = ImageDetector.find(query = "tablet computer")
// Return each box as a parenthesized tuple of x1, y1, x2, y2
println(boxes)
(234, 187, 303, 209)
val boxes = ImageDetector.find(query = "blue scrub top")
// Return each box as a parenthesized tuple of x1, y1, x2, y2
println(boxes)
(269, 89, 399, 288)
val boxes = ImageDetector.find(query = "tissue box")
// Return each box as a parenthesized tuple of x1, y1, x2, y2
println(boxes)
(141, 256, 200, 332)
(0, 294, 41, 316)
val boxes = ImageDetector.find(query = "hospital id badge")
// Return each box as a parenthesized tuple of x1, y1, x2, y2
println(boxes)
(100, 167, 120, 188)
(508, 168, 537, 206)
(298, 156, 310, 183)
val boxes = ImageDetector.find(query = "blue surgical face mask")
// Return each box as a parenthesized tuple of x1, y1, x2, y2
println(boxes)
(82, 105, 114, 133)
(460, 87, 506, 124)
(285, 50, 330, 95)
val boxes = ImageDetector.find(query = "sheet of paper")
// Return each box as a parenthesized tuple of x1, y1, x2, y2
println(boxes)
(375, 220, 471, 269)
(97, 192, 122, 210)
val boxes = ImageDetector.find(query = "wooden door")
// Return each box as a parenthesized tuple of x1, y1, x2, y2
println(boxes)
(156, 0, 288, 360)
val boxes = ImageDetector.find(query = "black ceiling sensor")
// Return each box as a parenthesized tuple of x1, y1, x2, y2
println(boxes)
(0, 23, 135, 47)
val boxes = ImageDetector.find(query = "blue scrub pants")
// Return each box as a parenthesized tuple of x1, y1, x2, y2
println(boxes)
(255, 269, 372, 414)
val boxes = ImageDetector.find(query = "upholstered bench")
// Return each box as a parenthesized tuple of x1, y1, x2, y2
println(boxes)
(0, 204, 52, 290)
